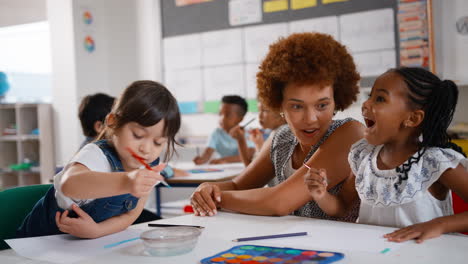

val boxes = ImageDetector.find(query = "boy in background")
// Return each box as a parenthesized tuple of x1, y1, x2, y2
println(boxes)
(78, 93, 115, 149)
(230, 101, 286, 166)
(193, 95, 255, 164)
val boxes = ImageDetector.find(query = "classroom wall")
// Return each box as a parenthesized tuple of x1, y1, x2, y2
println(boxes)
(47, 0, 81, 165)
(43, 0, 468, 164)
(0, 0, 46, 27)
(433, 0, 468, 85)
(47, 0, 163, 165)
(433, 0, 468, 124)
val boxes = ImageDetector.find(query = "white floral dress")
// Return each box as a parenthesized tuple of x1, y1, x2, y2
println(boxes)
(349, 139, 467, 228)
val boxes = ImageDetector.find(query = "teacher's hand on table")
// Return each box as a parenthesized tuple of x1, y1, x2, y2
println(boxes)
(190, 182, 221, 216)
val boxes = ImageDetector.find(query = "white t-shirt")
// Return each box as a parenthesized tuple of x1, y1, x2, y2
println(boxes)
(54, 143, 112, 210)
(349, 139, 467, 228)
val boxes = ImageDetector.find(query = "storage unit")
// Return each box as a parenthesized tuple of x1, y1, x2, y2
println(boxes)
(0, 103, 55, 188)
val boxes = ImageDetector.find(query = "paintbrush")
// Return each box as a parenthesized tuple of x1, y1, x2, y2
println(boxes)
(240, 117, 256, 129)
(304, 162, 328, 184)
(126, 147, 171, 188)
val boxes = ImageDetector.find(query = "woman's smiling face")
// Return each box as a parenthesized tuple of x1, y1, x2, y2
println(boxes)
(281, 82, 335, 148)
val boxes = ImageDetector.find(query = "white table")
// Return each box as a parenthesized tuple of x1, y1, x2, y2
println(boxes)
(156, 163, 244, 216)
(2, 212, 467, 263)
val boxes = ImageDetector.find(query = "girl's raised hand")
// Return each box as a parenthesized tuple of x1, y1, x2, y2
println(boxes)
(384, 219, 445, 243)
(229, 125, 245, 141)
(248, 129, 265, 147)
(55, 204, 101, 238)
(304, 167, 328, 200)
(190, 182, 221, 217)
(127, 163, 166, 198)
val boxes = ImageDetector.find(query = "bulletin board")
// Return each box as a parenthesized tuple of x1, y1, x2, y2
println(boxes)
(160, 0, 432, 114)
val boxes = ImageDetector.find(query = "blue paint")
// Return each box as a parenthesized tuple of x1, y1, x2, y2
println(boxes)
(103, 237, 140, 249)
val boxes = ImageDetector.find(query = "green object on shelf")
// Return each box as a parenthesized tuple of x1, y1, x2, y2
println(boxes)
(9, 163, 32, 171)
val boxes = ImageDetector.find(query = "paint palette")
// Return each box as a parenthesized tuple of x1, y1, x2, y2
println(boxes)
(200, 245, 344, 264)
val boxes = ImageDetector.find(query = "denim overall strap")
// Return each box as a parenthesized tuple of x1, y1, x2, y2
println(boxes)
(16, 140, 160, 238)
(76, 140, 160, 223)
(93, 140, 160, 171)
(94, 140, 125, 172)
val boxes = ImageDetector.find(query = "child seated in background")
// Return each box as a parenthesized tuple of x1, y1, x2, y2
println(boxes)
(305, 67, 468, 243)
(230, 101, 286, 166)
(193, 95, 255, 165)
(17, 81, 181, 238)
(78, 93, 115, 149)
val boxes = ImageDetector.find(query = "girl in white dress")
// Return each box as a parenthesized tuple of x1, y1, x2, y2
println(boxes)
(305, 67, 468, 243)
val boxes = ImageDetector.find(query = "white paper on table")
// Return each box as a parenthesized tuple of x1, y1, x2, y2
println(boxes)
(245, 63, 260, 99)
(353, 49, 396, 77)
(164, 68, 203, 102)
(339, 8, 395, 53)
(259, 223, 409, 254)
(163, 33, 202, 70)
(289, 16, 339, 40)
(6, 229, 142, 264)
(229, 0, 262, 26)
(202, 28, 243, 67)
(174, 162, 245, 181)
(203, 65, 245, 101)
(176, 163, 244, 180)
(243, 23, 288, 63)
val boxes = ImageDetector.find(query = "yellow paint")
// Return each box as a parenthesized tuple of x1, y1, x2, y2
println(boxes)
(221, 253, 236, 258)
(263, 0, 289, 13)
(291, 0, 317, 10)
(322, 0, 348, 4)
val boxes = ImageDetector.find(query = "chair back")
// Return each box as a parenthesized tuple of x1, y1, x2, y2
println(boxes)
(0, 184, 52, 250)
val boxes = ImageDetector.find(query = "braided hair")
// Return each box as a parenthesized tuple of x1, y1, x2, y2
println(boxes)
(390, 67, 459, 190)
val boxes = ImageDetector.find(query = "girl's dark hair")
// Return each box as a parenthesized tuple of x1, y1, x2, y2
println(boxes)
(392, 67, 458, 148)
(99, 80, 181, 161)
(78, 93, 115, 138)
(390, 67, 459, 191)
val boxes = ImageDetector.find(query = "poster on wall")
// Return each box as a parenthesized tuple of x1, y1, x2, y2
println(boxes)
(84, 36, 95, 53)
(398, 0, 430, 69)
(83, 11, 93, 25)
(161, 0, 399, 113)
(79, 7, 96, 53)
(176, 0, 213, 6)
(229, 0, 262, 26)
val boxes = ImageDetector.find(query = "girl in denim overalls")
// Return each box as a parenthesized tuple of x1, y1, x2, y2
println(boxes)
(17, 80, 181, 238)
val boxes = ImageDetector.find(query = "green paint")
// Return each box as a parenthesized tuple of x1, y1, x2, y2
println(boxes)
(285, 249, 302, 255)
(240, 245, 255, 250)
(254, 247, 272, 251)
(380, 248, 391, 254)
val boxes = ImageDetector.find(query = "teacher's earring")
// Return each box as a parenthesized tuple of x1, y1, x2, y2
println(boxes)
(280, 112, 285, 118)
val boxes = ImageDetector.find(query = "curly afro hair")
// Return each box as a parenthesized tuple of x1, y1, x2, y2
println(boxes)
(257, 32, 360, 112)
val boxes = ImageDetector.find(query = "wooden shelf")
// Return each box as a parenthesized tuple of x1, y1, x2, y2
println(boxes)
(0, 135, 39, 141)
(0, 103, 55, 189)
